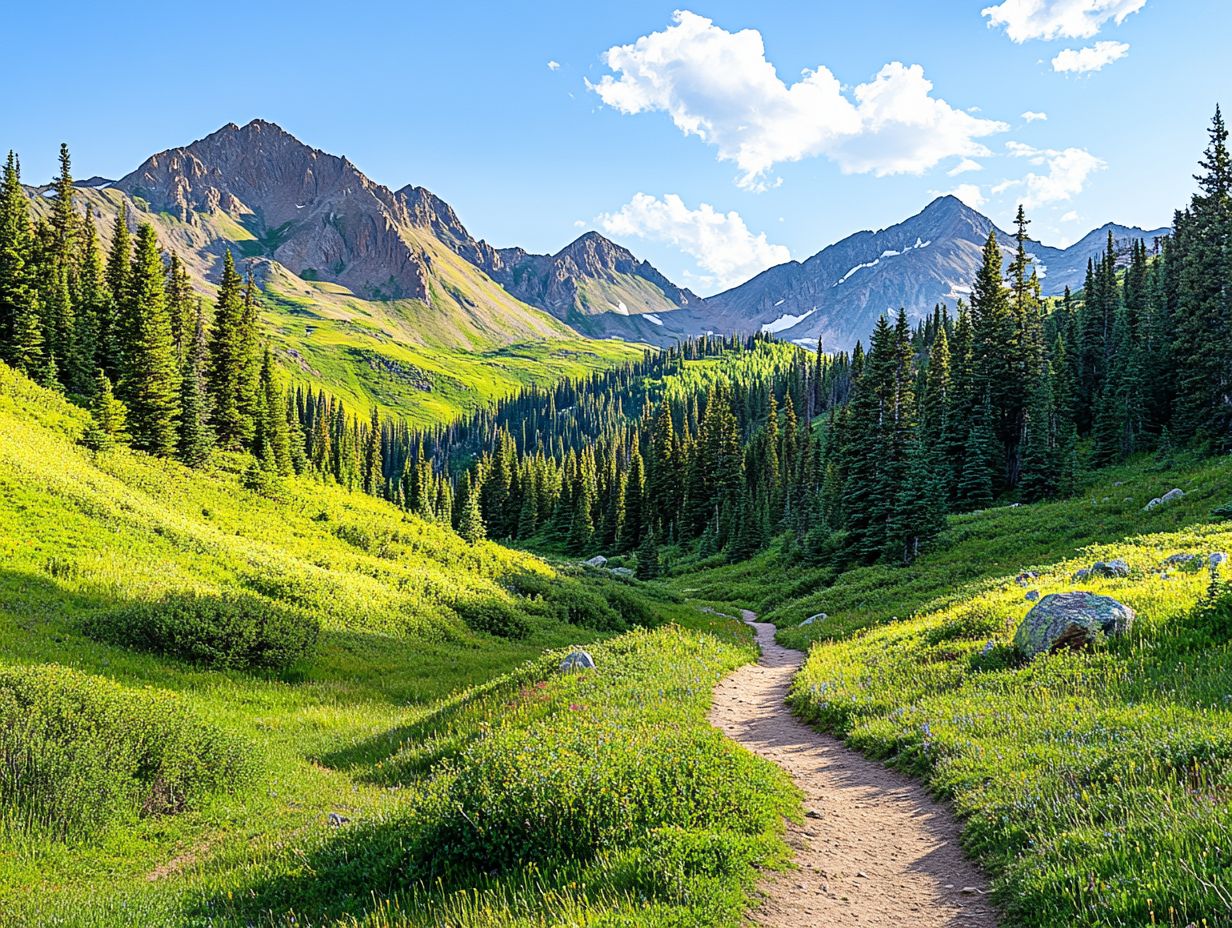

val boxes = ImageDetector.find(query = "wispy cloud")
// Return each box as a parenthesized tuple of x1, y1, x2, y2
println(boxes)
(547, 60, 560, 71)
(1051, 40, 1130, 72)
(1022, 110, 1049, 122)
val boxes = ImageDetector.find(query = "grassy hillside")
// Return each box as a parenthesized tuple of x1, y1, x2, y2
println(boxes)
(0, 364, 796, 926)
(674, 457, 1232, 926)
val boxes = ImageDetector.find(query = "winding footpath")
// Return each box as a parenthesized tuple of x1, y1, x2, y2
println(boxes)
(710, 610, 999, 927)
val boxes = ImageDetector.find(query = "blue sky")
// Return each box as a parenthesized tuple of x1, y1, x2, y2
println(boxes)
(2, 0, 1227, 295)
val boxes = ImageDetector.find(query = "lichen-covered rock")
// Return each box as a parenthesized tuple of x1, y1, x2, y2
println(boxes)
(583, 555, 608, 568)
(1025, 590, 1040, 602)
(800, 613, 827, 626)
(1090, 558, 1130, 578)
(608, 566, 634, 578)
(1164, 553, 1204, 572)
(1013, 592, 1136, 658)
(559, 650, 596, 672)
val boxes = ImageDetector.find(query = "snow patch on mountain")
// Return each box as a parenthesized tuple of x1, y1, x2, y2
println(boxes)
(762, 307, 817, 334)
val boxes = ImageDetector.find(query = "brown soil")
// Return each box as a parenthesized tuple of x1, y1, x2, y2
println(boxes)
(709, 610, 999, 927)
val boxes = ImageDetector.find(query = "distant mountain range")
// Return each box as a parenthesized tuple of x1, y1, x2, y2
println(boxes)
(40, 120, 1169, 353)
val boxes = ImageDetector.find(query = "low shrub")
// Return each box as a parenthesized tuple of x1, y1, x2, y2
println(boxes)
(453, 596, 530, 639)
(420, 723, 786, 878)
(0, 664, 251, 840)
(84, 591, 318, 672)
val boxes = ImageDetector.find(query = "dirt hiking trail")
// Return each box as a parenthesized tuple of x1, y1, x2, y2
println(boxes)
(709, 610, 999, 927)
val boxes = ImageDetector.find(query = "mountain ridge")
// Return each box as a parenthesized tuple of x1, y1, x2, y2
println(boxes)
(76, 120, 1172, 352)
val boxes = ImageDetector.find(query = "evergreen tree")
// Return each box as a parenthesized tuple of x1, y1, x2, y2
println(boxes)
(456, 469, 487, 544)
(636, 527, 660, 580)
(177, 301, 212, 467)
(119, 224, 178, 455)
(957, 395, 996, 510)
(206, 251, 252, 450)
(362, 406, 382, 492)
(0, 152, 41, 374)
(81, 369, 127, 450)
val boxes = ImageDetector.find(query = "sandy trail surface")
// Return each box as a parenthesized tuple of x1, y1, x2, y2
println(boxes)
(709, 610, 999, 927)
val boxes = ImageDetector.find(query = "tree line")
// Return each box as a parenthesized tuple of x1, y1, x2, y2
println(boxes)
(2, 107, 1228, 572)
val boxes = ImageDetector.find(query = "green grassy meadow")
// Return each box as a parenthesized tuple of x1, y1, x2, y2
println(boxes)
(0, 363, 797, 927)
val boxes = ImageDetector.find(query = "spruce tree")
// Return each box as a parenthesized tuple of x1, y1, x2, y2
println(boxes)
(103, 204, 131, 377)
(120, 224, 179, 455)
(206, 251, 251, 450)
(456, 470, 487, 544)
(177, 301, 212, 467)
(0, 153, 41, 374)
(635, 527, 660, 580)
(957, 396, 996, 511)
(362, 406, 382, 492)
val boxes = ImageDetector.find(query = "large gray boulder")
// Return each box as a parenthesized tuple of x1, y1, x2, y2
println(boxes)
(1144, 488, 1184, 511)
(1014, 592, 1136, 658)
(583, 555, 608, 568)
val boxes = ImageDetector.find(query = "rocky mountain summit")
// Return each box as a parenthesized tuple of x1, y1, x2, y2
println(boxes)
(115, 120, 432, 300)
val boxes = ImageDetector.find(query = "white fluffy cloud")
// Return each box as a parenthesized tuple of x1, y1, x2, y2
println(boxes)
(547, 60, 560, 71)
(1005, 142, 1105, 207)
(596, 193, 791, 291)
(946, 184, 987, 209)
(1051, 40, 1130, 72)
(587, 11, 1006, 190)
(982, 0, 1145, 42)
(1022, 110, 1049, 122)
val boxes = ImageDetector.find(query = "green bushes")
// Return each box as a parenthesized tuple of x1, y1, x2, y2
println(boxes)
(453, 596, 530, 639)
(0, 664, 251, 841)
(84, 591, 319, 672)
(422, 723, 786, 877)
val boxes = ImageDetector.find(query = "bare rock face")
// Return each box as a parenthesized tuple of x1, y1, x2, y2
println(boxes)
(114, 120, 431, 300)
(1014, 592, 1136, 658)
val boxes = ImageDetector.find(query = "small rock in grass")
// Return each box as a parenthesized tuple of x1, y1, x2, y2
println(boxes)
(1014, 592, 1136, 658)
(1014, 571, 1039, 587)
(582, 555, 608, 568)
(800, 613, 828, 626)
(608, 566, 634, 578)
(1090, 558, 1130, 578)
(328, 813, 350, 827)
(559, 650, 596, 672)
(1212, 552, 1228, 571)
(1025, 590, 1040, 602)
(1072, 568, 1091, 581)
(1164, 553, 1203, 572)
